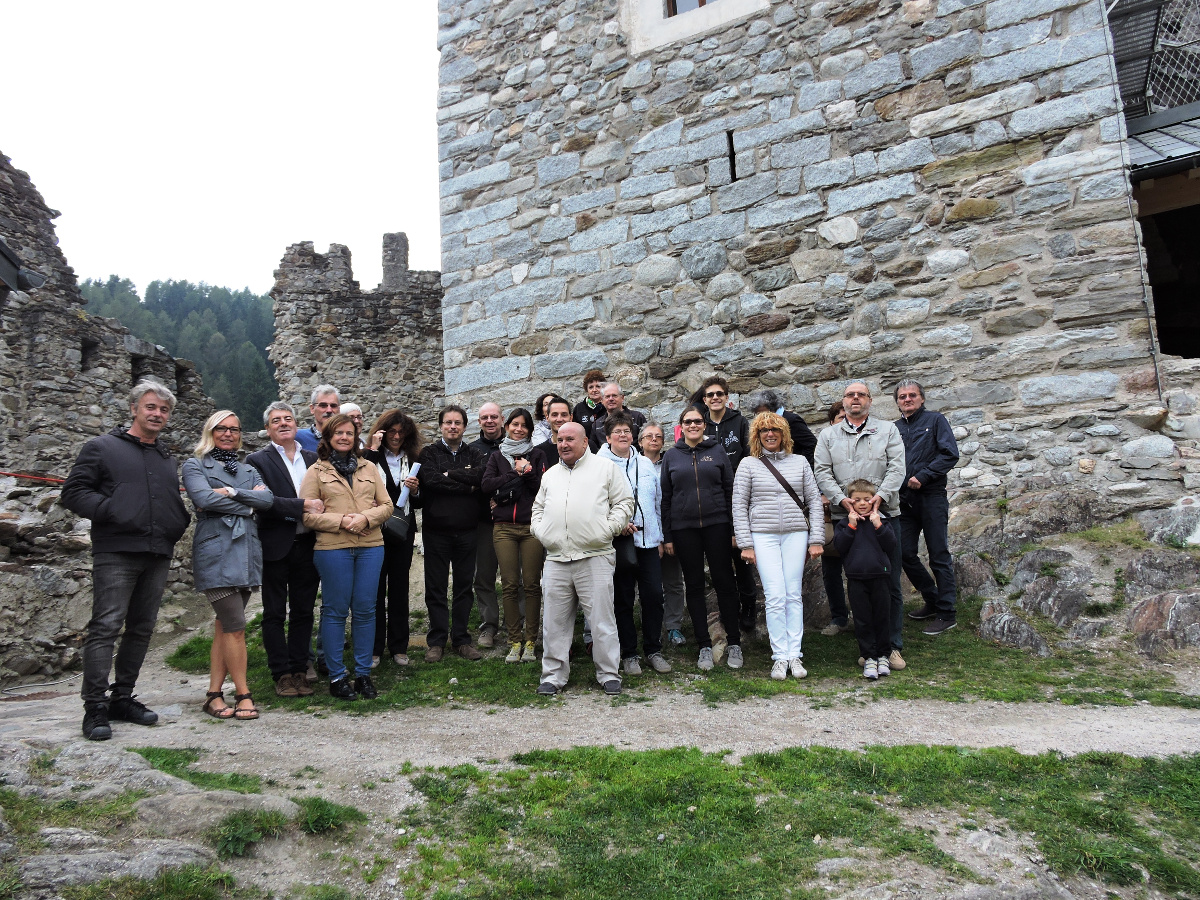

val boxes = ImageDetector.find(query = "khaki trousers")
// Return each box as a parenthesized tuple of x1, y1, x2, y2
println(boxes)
(540, 554, 620, 688)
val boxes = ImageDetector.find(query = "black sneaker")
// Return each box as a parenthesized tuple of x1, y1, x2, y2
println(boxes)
(329, 677, 358, 700)
(108, 695, 158, 726)
(354, 675, 378, 700)
(81, 703, 111, 741)
(536, 681, 560, 696)
(923, 618, 957, 636)
(602, 679, 622, 696)
(908, 604, 938, 620)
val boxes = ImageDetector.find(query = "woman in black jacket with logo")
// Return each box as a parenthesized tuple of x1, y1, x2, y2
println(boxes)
(660, 406, 741, 672)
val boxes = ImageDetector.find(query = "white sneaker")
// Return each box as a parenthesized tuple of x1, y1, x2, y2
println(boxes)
(623, 656, 642, 676)
(863, 658, 878, 680)
(726, 645, 743, 669)
(770, 660, 789, 680)
(505, 643, 522, 664)
(647, 652, 673, 673)
(790, 657, 807, 679)
(876, 656, 891, 678)
(697, 647, 714, 671)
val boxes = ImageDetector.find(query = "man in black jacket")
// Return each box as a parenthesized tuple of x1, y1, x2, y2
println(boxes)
(540, 396, 573, 466)
(246, 401, 323, 698)
(745, 389, 818, 469)
(469, 401, 505, 648)
(588, 383, 647, 451)
(416, 405, 486, 661)
(61, 380, 191, 741)
(894, 379, 960, 636)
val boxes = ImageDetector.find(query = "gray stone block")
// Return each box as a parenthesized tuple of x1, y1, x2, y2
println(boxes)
(717, 172, 779, 211)
(444, 316, 507, 350)
(927, 248, 970, 274)
(569, 217, 630, 252)
(440, 55, 479, 84)
(676, 325, 727, 353)
(972, 32, 1108, 88)
(1017, 372, 1121, 407)
(734, 110, 826, 150)
(442, 197, 519, 236)
(827, 174, 916, 216)
(1008, 86, 1120, 137)
(986, 0, 1083, 29)
(917, 324, 973, 346)
(740, 293, 775, 316)
(538, 153, 582, 186)
(631, 205, 692, 238)
(623, 173, 678, 199)
(633, 119, 685, 154)
(804, 158, 856, 189)
(971, 235, 1042, 268)
(570, 266, 633, 298)
(562, 187, 617, 214)
(887, 298, 931, 327)
(485, 277, 568, 316)
(752, 73, 791, 96)
(842, 53, 904, 98)
(537, 217, 576, 244)
(910, 83, 1037, 137)
(981, 18, 1052, 57)
(682, 243, 728, 279)
(703, 337, 766, 365)
(536, 298, 597, 330)
(436, 92, 491, 123)
(440, 161, 511, 198)
(1014, 183, 1073, 215)
(624, 337, 657, 362)
(443, 244, 494, 272)
(771, 323, 842, 348)
(771, 134, 832, 169)
(911, 31, 982, 80)
(797, 80, 844, 111)
(445, 356, 532, 394)
(1078, 172, 1129, 202)
(437, 17, 481, 48)
(613, 240, 649, 265)
(669, 212, 747, 243)
(876, 138, 936, 174)
(928, 381, 1014, 407)
(440, 130, 495, 161)
(533, 349, 609, 379)
(635, 254, 683, 286)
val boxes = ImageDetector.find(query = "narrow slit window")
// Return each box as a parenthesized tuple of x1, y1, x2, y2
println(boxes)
(726, 130, 738, 182)
(667, 0, 716, 16)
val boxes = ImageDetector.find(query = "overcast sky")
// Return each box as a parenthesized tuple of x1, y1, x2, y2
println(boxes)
(4, 2, 441, 295)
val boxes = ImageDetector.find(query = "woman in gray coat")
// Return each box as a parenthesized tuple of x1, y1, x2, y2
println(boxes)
(182, 411, 274, 720)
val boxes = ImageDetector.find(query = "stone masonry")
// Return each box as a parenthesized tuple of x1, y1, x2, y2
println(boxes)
(433, 0, 1200, 522)
(0, 150, 213, 684)
(269, 236, 445, 430)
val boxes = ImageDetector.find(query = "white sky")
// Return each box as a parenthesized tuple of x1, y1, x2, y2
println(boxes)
(4, 2, 441, 296)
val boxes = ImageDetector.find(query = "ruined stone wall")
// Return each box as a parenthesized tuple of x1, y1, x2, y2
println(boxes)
(0, 151, 213, 683)
(434, 0, 1200, 524)
(269, 235, 445, 432)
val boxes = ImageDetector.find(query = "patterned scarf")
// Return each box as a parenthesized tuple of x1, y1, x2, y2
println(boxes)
(211, 449, 240, 477)
(330, 450, 358, 482)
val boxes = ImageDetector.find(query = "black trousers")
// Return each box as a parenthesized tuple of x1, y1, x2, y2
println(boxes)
(614, 545, 665, 658)
(423, 528, 478, 649)
(260, 534, 319, 679)
(848, 576, 891, 660)
(375, 531, 415, 656)
(672, 523, 740, 648)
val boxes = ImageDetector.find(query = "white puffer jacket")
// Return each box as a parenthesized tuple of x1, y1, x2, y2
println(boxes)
(732, 451, 825, 550)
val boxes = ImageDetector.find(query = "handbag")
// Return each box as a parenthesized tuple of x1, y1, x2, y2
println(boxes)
(613, 533, 638, 573)
(382, 509, 410, 542)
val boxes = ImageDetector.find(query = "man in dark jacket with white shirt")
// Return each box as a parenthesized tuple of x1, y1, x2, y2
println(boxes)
(894, 379, 960, 636)
(61, 380, 191, 741)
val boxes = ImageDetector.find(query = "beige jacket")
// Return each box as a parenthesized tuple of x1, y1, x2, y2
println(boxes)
(299, 459, 393, 550)
(531, 449, 634, 563)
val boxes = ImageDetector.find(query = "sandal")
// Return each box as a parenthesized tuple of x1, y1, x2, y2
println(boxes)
(232, 692, 260, 720)
(203, 691, 234, 720)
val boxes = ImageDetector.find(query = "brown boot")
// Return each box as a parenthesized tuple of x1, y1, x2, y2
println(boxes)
(292, 672, 314, 697)
(456, 643, 482, 661)
(274, 674, 299, 697)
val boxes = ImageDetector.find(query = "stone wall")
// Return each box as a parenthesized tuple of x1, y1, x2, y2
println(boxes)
(0, 151, 213, 684)
(269, 236, 445, 433)
(434, 0, 1200, 521)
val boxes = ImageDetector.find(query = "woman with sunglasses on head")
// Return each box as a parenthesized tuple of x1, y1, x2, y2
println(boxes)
(732, 412, 824, 681)
(660, 406, 742, 671)
(364, 409, 422, 668)
(182, 411, 275, 721)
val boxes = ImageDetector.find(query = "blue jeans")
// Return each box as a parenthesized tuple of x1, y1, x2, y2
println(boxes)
(900, 490, 957, 620)
(314, 545, 385, 680)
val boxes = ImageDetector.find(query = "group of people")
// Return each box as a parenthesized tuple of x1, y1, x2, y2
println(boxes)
(61, 366, 960, 737)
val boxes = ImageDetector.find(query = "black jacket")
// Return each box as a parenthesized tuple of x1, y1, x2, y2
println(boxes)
(415, 440, 485, 533)
(589, 407, 648, 451)
(361, 448, 417, 545)
(245, 445, 318, 562)
(481, 446, 548, 526)
(660, 436, 734, 542)
(703, 407, 751, 470)
(469, 433, 504, 523)
(573, 399, 603, 438)
(783, 410, 818, 469)
(895, 405, 959, 497)
(833, 516, 897, 580)
(60, 428, 190, 556)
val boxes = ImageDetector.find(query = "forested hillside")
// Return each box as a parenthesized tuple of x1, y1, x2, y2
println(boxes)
(80, 276, 277, 428)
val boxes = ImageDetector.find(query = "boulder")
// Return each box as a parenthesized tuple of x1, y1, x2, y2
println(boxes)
(1124, 548, 1200, 600)
(1127, 590, 1200, 654)
(1010, 549, 1075, 591)
(978, 601, 1051, 657)
(136, 791, 300, 838)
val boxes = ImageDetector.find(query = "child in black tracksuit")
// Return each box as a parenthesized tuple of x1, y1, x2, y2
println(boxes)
(832, 479, 898, 680)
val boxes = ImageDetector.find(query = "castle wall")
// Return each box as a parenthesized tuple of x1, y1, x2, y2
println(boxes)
(433, 0, 1200, 517)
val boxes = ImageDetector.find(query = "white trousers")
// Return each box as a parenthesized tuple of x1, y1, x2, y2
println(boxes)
(540, 555, 620, 688)
(751, 530, 808, 661)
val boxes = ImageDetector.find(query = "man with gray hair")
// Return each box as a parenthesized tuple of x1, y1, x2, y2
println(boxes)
(746, 389, 818, 468)
(894, 379, 960, 636)
(62, 380, 191, 740)
(588, 382, 647, 450)
(296, 385, 340, 452)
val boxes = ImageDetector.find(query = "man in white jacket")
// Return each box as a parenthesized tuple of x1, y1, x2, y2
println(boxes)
(531, 423, 634, 695)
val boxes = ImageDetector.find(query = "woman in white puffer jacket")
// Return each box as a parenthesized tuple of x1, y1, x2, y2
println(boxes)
(732, 412, 825, 680)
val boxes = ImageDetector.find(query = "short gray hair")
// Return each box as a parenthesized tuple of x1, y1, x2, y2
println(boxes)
(310, 384, 340, 405)
(893, 379, 925, 401)
(602, 382, 624, 395)
(340, 402, 362, 416)
(130, 379, 176, 411)
(262, 400, 295, 425)
(745, 389, 783, 412)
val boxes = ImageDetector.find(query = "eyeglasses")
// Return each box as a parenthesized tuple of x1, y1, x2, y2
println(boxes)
(682, 419, 705, 427)
(213, 426, 242, 434)
(314, 402, 339, 409)
(349, 415, 364, 421)
(843, 391, 870, 398)
(704, 391, 726, 399)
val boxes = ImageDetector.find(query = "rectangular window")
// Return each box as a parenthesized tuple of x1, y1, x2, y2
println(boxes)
(667, 0, 715, 16)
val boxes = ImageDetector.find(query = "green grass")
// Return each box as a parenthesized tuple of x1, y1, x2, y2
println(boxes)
(59, 865, 252, 900)
(294, 797, 368, 835)
(164, 596, 1198, 711)
(393, 745, 1200, 899)
(208, 810, 289, 859)
(131, 747, 262, 794)
(1067, 518, 1154, 551)
(0, 787, 142, 843)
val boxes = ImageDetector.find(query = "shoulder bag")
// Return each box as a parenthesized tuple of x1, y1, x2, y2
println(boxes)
(759, 456, 809, 530)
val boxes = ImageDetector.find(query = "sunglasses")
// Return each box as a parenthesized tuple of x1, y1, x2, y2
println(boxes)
(704, 391, 726, 399)
(682, 419, 705, 426)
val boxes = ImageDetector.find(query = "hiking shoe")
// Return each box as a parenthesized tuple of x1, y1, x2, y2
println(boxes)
(522, 641, 537, 662)
(602, 679, 622, 696)
(889, 650, 907, 670)
(923, 618, 957, 636)
(478, 627, 497, 649)
(275, 674, 300, 698)
(666, 629, 686, 646)
(425, 645, 444, 663)
(354, 676, 378, 700)
(863, 659, 878, 680)
(537, 681, 561, 696)
(108, 695, 157, 726)
(876, 656, 891, 678)
(647, 652, 672, 673)
(292, 673, 314, 697)
(623, 656, 642, 676)
(770, 660, 789, 681)
(392, 653, 409, 666)
(908, 604, 938, 620)
(821, 620, 849, 636)
(82, 704, 111, 741)
(329, 677, 358, 700)
(456, 644, 483, 661)
(790, 658, 808, 679)
(506, 642, 522, 663)
(726, 645, 743, 669)
(697, 647, 714, 671)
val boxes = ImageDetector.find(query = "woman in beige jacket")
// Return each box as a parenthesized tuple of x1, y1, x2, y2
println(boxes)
(300, 414, 393, 701)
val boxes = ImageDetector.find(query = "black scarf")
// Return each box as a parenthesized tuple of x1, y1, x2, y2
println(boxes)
(211, 449, 240, 477)
(330, 451, 358, 482)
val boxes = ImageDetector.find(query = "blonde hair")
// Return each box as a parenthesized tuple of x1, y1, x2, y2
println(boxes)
(748, 412, 794, 457)
(194, 410, 241, 458)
